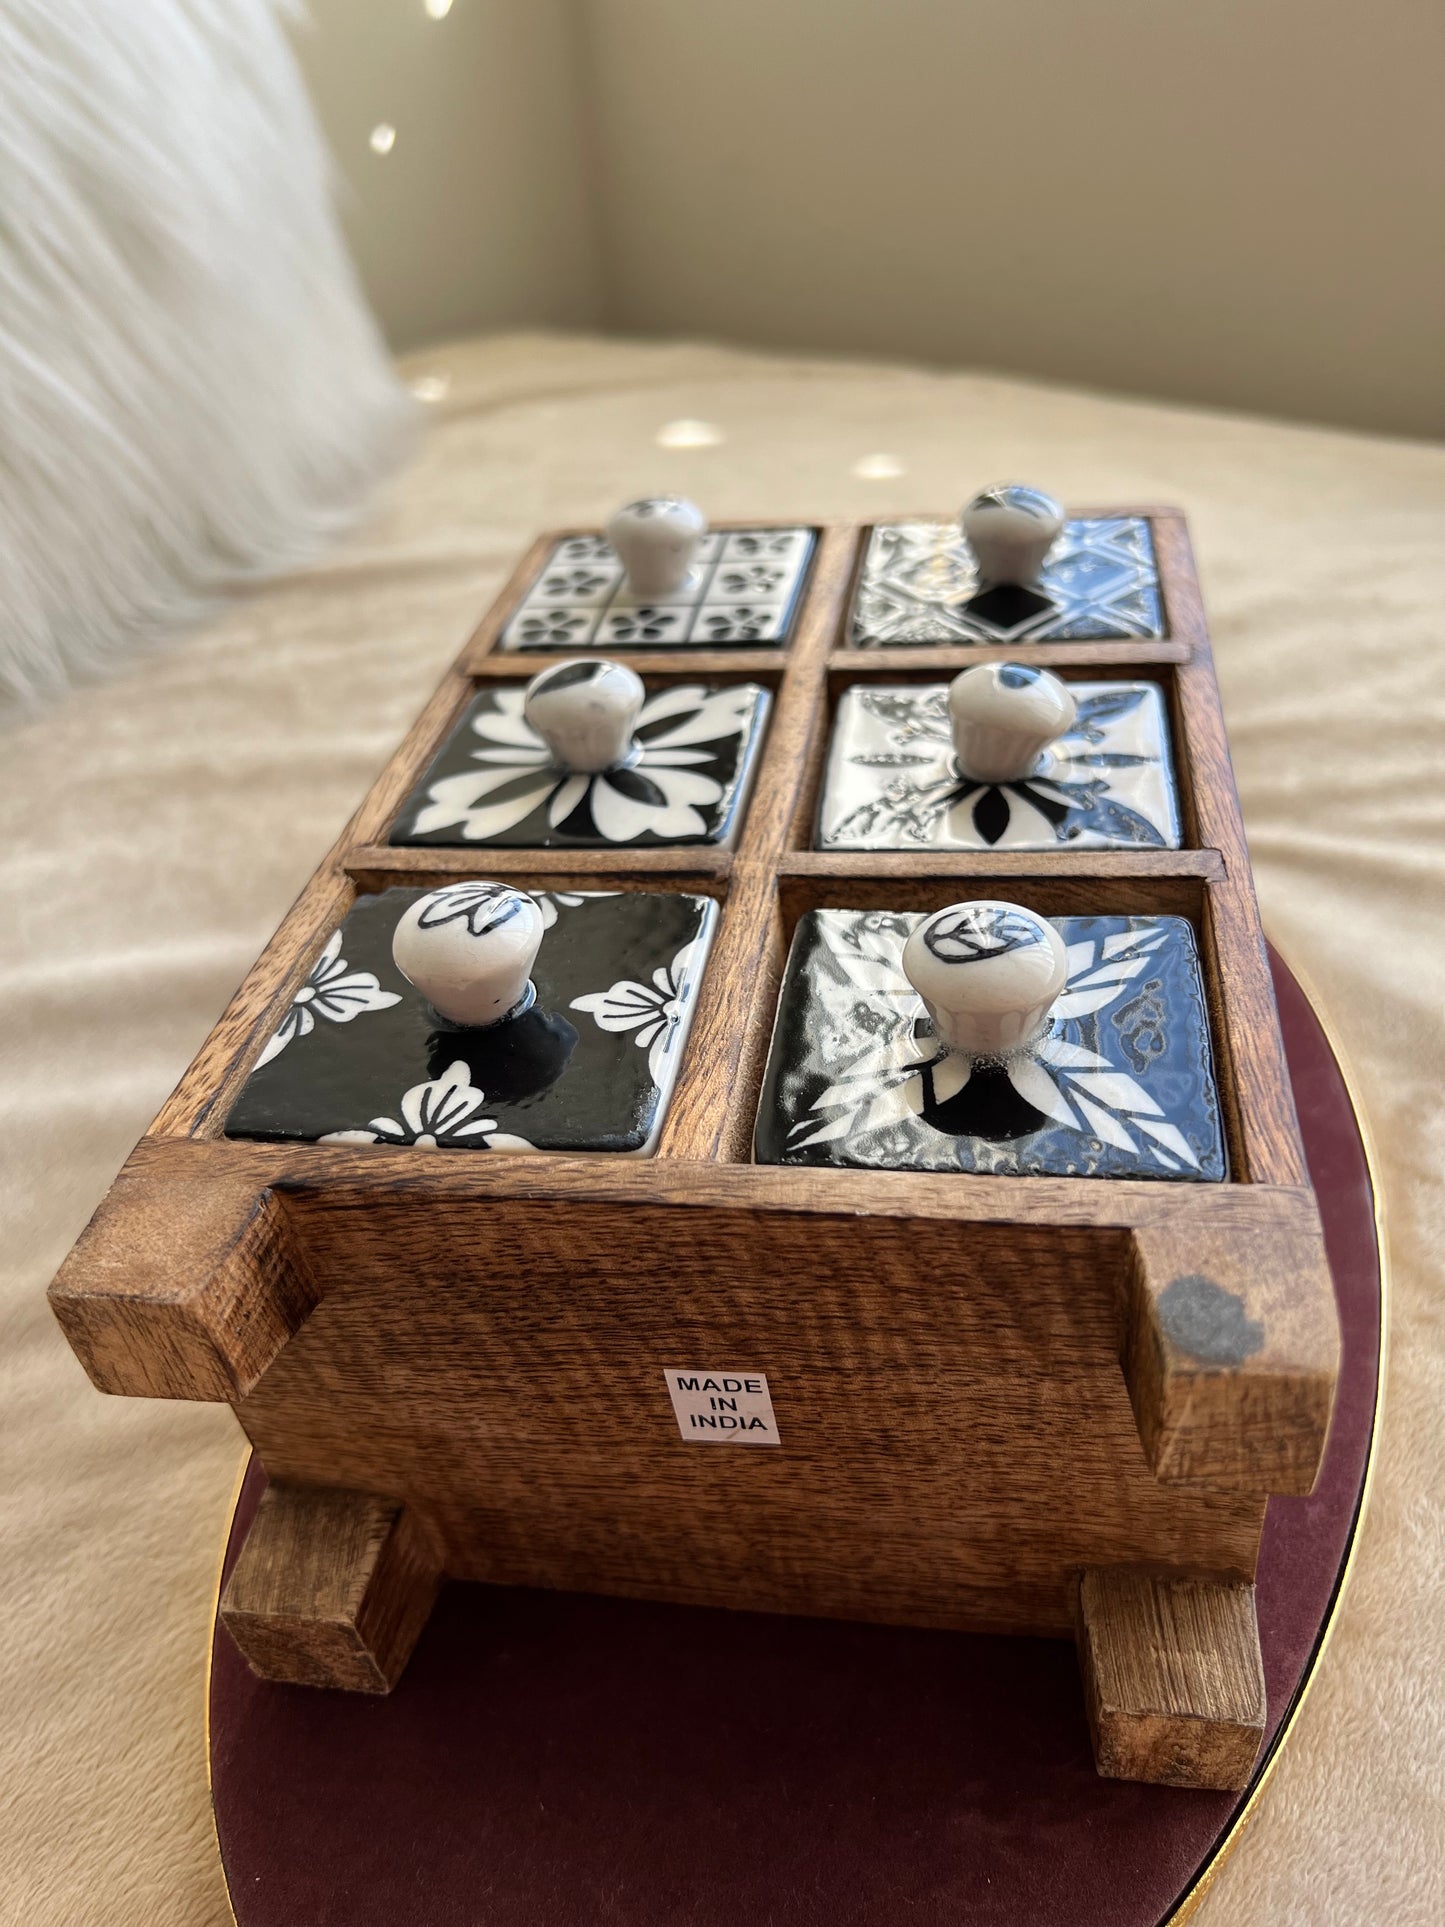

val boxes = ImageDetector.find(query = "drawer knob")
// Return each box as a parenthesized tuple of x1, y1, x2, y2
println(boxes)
(902, 900, 1069, 1058)
(948, 661, 1077, 783)
(961, 483, 1065, 585)
(392, 882, 544, 1028)
(605, 494, 707, 598)
(524, 657, 645, 774)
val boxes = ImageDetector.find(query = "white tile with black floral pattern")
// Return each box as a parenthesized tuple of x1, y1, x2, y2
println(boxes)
(501, 528, 816, 650)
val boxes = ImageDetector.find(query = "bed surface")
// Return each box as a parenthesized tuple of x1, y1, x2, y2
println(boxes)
(2, 331, 1440, 1925)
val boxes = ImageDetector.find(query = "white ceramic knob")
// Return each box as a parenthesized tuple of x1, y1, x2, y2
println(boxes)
(961, 484, 1065, 585)
(392, 882, 544, 1028)
(523, 658, 644, 773)
(902, 900, 1068, 1058)
(948, 662, 1077, 783)
(605, 495, 707, 597)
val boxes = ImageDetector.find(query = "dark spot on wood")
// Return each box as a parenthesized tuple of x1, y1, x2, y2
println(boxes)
(1156, 1273, 1265, 1366)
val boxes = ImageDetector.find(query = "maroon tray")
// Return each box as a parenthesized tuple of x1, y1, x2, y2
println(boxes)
(208, 949, 1381, 1927)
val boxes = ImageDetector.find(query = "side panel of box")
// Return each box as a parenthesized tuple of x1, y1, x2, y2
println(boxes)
(234, 1195, 1265, 1636)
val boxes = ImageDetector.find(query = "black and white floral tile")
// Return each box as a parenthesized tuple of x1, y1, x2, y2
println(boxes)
(226, 888, 717, 1156)
(391, 681, 771, 849)
(501, 528, 816, 650)
(849, 518, 1165, 645)
(817, 681, 1181, 851)
(754, 910, 1225, 1180)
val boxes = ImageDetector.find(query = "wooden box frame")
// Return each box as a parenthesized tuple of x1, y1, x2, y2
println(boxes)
(50, 512, 1339, 1790)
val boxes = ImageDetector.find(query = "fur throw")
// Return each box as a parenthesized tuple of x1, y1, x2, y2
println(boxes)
(0, 0, 411, 704)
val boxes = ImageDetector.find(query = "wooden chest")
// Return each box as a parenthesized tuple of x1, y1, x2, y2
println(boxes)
(50, 508, 1339, 1790)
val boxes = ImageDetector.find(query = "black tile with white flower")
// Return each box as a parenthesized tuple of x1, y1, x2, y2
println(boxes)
(225, 888, 717, 1156)
(817, 681, 1181, 851)
(501, 528, 816, 650)
(392, 681, 770, 848)
(754, 910, 1225, 1180)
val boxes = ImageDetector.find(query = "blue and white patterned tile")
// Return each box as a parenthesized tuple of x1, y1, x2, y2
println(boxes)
(818, 680, 1181, 851)
(850, 518, 1165, 646)
(754, 909, 1225, 1181)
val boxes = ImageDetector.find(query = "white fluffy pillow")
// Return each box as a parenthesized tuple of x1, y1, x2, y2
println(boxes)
(0, 0, 412, 703)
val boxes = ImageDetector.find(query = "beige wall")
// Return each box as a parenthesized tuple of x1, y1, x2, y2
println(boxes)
(292, 0, 1445, 438)
(292, 0, 603, 350)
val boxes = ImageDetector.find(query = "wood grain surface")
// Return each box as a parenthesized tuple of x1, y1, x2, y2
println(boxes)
(220, 1481, 440, 1692)
(1127, 1214, 1339, 1495)
(49, 1157, 317, 1402)
(1077, 1567, 1267, 1790)
(231, 1192, 1267, 1639)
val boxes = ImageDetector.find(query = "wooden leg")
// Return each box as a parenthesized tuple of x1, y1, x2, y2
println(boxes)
(220, 1481, 440, 1693)
(1075, 1567, 1266, 1790)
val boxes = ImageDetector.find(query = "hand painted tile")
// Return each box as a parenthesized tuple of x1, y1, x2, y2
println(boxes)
(529, 561, 623, 607)
(754, 910, 1225, 1181)
(719, 528, 812, 566)
(685, 603, 792, 645)
(507, 606, 603, 650)
(552, 534, 619, 566)
(502, 527, 816, 651)
(595, 605, 693, 647)
(849, 518, 1164, 646)
(226, 888, 717, 1157)
(706, 560, 794, 602)
(392, 681, 771, 849)
(817, 681, 1181, 851)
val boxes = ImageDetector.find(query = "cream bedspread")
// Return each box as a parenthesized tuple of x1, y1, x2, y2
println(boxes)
(2, 333, 1441, 1924)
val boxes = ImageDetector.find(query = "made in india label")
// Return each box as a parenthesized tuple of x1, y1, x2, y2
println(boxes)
(662, 1367, 780, 1445)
